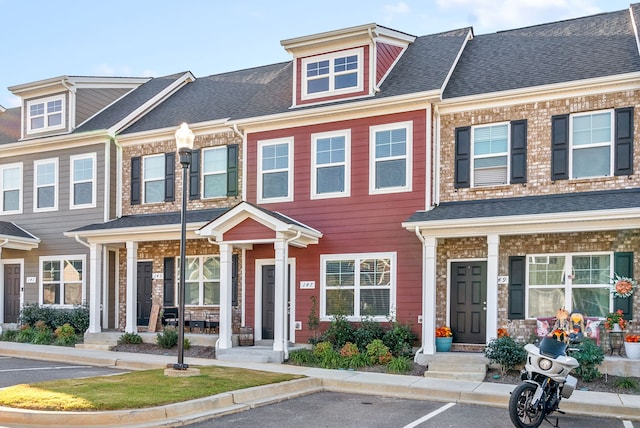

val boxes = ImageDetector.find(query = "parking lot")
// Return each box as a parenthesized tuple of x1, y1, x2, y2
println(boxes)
(188, 392, 635, 428)
(0, 356, 128, 388)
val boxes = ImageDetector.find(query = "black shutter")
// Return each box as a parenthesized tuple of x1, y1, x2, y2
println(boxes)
(227, 144, 239, 196)
(614, 252, 634, 319)
(614, 107, 634, 176)
(508, 256, 526, 320)
(164, 152, 175, 202)
(163, 257, 175, 306)
(131, 157, 141, 205)
(510, 119, 527, 184)
(454, 126, 471, 188)
(189, 149, 200, 200)
(232, 253, 238, 307)
(551, 114, 569, 181)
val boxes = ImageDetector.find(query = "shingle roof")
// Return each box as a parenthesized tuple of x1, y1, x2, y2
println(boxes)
(68, 208, 228, 233)
(0, 107, 21, 145)
(404, 188, 640, 224)
(443, 8, 640, 98)
(0, 221, 39, 240)
(120, 28, 471, 135)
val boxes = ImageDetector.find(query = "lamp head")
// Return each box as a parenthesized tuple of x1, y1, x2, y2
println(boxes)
(175, 123, 195, 152)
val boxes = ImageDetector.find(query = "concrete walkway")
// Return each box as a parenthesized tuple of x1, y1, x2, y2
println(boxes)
(0, 342, 639, 427)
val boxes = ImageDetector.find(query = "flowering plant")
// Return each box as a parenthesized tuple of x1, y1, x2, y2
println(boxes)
(436, 326, 453, 337)
(625, 334, 640, 343)
(605, 309, 626, 330)
(497, 327, 509, 338)
(610, 274, 636, 298)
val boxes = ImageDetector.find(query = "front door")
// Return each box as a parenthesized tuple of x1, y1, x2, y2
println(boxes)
(450, 261, 487, 344)
(262, 265, 275, 339)
(136, 261, 153, 326)
(3, 264, 21, 323)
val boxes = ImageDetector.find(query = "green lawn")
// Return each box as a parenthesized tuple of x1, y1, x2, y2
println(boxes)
(0, 366, 301, 411)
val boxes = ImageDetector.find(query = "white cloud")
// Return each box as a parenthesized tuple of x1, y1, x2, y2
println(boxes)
(435, 0, 608, 33)
(382, 1, 412, 25)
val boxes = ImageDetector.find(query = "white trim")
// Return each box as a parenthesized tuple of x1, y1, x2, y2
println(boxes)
(26, 95, 65, 135)
(301, 47, 364, 101)
(319, 251, 397, 322)
(33, 158, 59, 213)
(254, 257, 296, 343)
(369, 121, 413, 195)
(310, 129, 351, 199)
(142, 153, 165, 204)
(38, 254, 87, 308)
(176, 254, 221, 307)
(568, 109, 615, 179)
(201, 146, 228, 199)
(257, 137, 294, 204)
(0, 162, 23, 215)
(471, 121, 510, 188)
(70, 153, 97, 209)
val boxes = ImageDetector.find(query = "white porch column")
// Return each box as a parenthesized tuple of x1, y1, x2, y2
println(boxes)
(125, 241, 138, 333)
(218, 243, 233, 349)
(486, 234, 500, 342)
(88, 243, 103, 333)
(423, 236, 437, 355)
(273, 239, 286, 353)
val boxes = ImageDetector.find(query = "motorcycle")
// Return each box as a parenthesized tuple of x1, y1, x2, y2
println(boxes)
(509, 335, 579, 428)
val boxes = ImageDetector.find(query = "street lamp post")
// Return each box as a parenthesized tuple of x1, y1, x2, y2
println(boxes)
(174, 122, 195, 370)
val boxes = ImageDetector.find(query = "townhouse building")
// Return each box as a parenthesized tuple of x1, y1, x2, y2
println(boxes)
(2, 4, 639, 364)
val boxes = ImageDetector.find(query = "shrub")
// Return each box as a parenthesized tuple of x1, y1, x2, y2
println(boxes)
(573, 339, 604, 382)
(613, 376, 639, 391)
(387, 355, 413, 374)
(352, 317, 385, 351)
(313, 341, 342, 369)
(157, 329, 178, 349)
(54, 323, 78, 347)
(19, 303, 89, 335)
(383, 322, 417, 357)
(31, 321, 53, 345)
(0, 329, 18, 342)
(366, 339, 392, 365)
(118, 332, 143, 345)
(484, 336, 527, 376)
(288, 348, 319, 366)
(15, 325, 35, 343)
(320, 314, 354, 349)
(307, 296, 321, 345)
(339, 342, 359, 358)
(347, 352, 369, 369)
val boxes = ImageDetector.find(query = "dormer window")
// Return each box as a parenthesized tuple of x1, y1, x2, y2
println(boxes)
(26, 95, 65, 134)
(302, 48, 363, 100)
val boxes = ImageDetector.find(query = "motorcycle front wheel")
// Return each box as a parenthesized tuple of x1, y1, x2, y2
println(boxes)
(509, 382, 546, 428)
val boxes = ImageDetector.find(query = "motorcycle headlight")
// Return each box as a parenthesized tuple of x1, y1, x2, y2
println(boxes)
(538, 358, 552, 371)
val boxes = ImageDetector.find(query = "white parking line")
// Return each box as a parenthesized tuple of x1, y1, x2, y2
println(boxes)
(623, 421, 634, 428)
(0, 366, 88, 373)
(403, 402, 457, 428)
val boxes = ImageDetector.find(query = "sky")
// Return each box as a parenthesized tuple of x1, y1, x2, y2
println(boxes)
(0, 0, 635, 108)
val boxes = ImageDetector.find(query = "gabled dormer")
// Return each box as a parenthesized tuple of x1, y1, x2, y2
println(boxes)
(8, 76, 149, 140)
(281, 23, 415, 107)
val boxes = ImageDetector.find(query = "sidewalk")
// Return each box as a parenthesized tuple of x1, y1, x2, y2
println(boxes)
(0, 342, 639, 427)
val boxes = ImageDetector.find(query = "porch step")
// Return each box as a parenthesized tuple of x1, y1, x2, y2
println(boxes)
(75, 344, 114, 351)
(217, 346, 283, 364)
(423, 353, 488, 382)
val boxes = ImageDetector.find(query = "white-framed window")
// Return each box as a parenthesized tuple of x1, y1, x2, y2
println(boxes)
(202, 146, 227, 199)
(70, 153, 96, 209)
(0, 163, 22, 214)
(369, 121, 412, 194)
(26, 95, 65, 134)
(258, 137, 293, 203)
(34, 158, 58, 212)
(301, 48, 363, 100)
(177, 255, 220, 306)
(40, 255, 85, 307)
(320, 252, 396, 321)
(527, 252, 613, 319)
(311, 130, 350, 199)
(570, 110, 614, 179)
(472, 123, 509, 187)
(143, 154, 165, 204)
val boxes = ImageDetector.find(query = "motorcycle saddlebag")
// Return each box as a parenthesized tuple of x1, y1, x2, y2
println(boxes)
(561, 375, 578, 398)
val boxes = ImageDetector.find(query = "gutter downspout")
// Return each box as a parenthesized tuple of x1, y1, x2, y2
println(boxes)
(75, 235, 91, 249)
(283, 230, 302, 360)
(207, 238, 221, 349)
(413, 226, 427, 362)
(230, 123, 248, 201)
(434, 105, 441, 206)
(113, 137, 123, 218)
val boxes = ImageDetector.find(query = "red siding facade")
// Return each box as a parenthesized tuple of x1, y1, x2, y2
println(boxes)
(376, 43, 404, 84)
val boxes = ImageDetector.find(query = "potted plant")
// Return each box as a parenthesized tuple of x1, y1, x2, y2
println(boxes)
(605, 309, 626, 332)
(435, 326, 453, 352)
(624, 334, 640, 359)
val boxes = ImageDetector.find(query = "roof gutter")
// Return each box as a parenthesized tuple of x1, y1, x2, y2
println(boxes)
(367, 27, 381, 94)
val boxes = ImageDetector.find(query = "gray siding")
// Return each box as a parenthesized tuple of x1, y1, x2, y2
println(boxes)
(1, 141, 110, 307)
(76, 88, 131, 126)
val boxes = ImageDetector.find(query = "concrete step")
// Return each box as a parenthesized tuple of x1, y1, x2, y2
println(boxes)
(216, 346, 285, 364)
(422, 352, 488, 381)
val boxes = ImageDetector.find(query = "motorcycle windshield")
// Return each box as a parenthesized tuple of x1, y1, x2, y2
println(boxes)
(539, 336, 567, 358)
